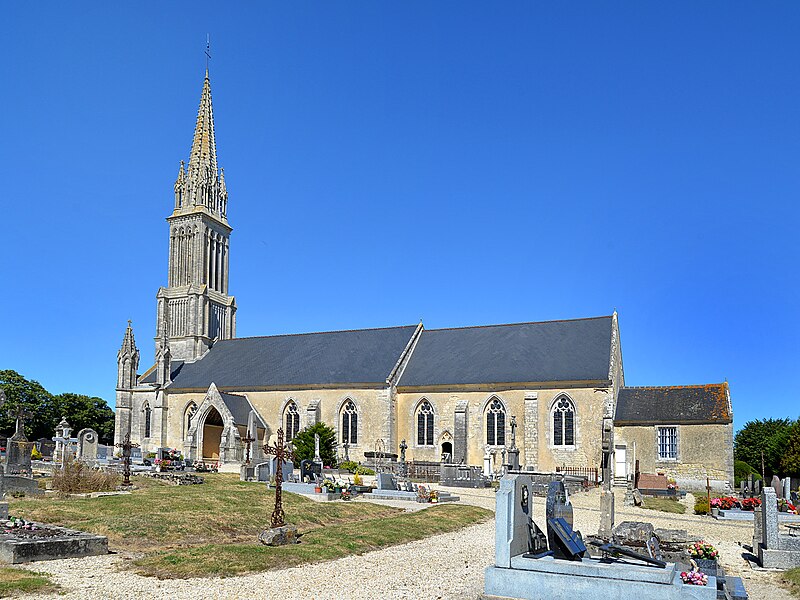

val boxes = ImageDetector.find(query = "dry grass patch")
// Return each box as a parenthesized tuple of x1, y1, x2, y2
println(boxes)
(0, 567, 57, 597)
(51, 460, 120, 495)
(8, 474, 491, 577)
(784, 568, 800, 597)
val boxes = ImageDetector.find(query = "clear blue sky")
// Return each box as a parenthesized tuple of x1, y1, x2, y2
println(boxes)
(2, 4, 798, 432)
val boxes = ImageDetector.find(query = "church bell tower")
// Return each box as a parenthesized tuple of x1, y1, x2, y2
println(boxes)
(155, 71, 237, 361)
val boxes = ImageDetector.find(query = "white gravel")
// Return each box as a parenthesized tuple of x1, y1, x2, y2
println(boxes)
(16, 487, 791, 599)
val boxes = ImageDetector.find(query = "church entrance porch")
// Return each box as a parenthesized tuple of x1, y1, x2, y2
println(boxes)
(202, 407, 223, 460)
(441, 441, 453, 463)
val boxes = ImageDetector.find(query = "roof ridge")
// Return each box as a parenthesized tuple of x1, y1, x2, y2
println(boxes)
(622, 383, 726, 390)
(220, 324, 418, 342)
(425, 315, 613, 333)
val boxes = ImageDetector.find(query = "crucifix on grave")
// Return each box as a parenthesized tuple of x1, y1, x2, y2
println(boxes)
(262, 428, 296, 529)
(241, 432, 255, 466)
(115, 432, 139, 487)
(507, 415, 520, 471)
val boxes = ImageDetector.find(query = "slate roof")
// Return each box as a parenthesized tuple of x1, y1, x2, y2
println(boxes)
(219, 392, 262, 427)
(397, 316, 613, 387)
(139, 361, 185, 384)
(168, 325, 418, 390)
(614, 383, 732, 425)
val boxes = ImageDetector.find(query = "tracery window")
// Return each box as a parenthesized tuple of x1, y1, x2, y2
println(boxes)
(486, 398, 506, 446)
(552, 396, 575, 446)
(143, 402, 152, 438)
(285, 401, 300, 441)
(341, 400, 358, 445)
(416, 400, 434, 446)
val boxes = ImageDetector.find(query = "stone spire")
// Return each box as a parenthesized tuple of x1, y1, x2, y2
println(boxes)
(117, 321, 140, 390)
(158, 71, 237, 362)
(174, 73, 227, 220)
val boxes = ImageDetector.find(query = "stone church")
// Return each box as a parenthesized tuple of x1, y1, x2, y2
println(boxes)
(114, 72, 734, 489)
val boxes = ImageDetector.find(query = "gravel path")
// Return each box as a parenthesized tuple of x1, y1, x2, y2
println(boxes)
(17, 487, 790, 599)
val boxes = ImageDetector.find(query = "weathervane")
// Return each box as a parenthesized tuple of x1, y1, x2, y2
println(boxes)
(205, 34, 211, 72)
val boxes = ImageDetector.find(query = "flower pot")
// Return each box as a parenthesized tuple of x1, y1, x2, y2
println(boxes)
(314, 487, 322, 493)
(711, 508, 719, 517)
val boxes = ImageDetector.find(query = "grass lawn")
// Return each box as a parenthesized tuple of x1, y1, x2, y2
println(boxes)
(641, 497, 686, 514)
(784, 567, 800, 597)
(0, 567, 57, 597)
(8, 474, 491, 578)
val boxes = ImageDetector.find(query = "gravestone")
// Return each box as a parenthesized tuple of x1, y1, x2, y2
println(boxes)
(376, 472, 398, 491)
(763, 487, 780, 548)
(754, 478, 762, 497)
(299, 459, 321, 483)
(545, 480, 573, 527)
(269, 457, 294, 482)
(747, 473, 755, 498)
(784, 478, 792, 501)
(756, 486, 800, 568)
(255, 462, 271, 482)
(6, 413, 32, 476)
(772, 475, 783, 498)
(484, 474, 715, 600)
(77, 428, 99, 461)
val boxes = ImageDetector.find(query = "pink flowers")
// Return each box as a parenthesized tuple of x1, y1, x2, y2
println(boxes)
(687, 541, 719, 560)
(681, 570, 709, 586)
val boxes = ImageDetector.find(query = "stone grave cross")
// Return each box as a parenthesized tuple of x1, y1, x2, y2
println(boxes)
(115, 432, 139, 487)
(313, 433, 322, 464)
(399, 439, 408, 477)
(263, 428, 296, 529)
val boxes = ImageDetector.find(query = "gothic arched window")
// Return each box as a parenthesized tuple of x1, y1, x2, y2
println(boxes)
(341, 400, 358, 445)
(486, 398, 506, 446)
(552, 396, 575, 446)
(183, 402, 197, 438)
(417, 400, 434, 446)
(143, 402, 152, 438)
(285, 401, 300, 441)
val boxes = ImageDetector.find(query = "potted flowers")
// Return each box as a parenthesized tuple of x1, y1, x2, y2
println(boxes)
(710, 497, 721, 517)
(680, 570, 708, 586)
(687, 541, 719, 575)
(741, 497, 761, 511)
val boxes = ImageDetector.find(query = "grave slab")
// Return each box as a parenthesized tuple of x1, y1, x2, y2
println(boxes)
(0, 524, 108, 564)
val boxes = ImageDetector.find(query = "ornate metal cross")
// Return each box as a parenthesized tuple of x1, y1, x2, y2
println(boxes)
(263, 428, 296, 529)
(242, 433, 255, 466)
(115, 432, 140, 487)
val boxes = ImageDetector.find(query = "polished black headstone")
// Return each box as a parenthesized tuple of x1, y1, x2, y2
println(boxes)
(546, 517, 586, 561)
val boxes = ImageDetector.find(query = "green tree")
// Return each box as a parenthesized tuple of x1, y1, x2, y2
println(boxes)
(0, 370, 116, 444)
(780, 420, 800, 478)
(0, 370, 58, 440)
(291, 422, 337, 466)
(52, 393, 116, 444)
(734, 418, 793, 478)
